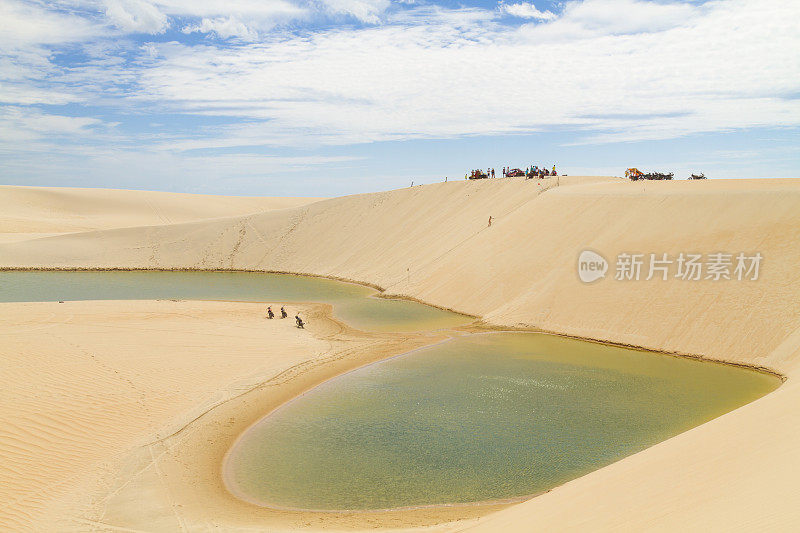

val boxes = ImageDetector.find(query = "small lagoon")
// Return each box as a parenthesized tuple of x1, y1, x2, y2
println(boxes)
(225, 332, 779, 510)
(0, 270, 471, 332)
(0, 270, 780, 511)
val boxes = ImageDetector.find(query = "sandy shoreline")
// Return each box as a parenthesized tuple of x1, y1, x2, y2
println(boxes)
(0, 293, 787, 531)
(4, 266, 784, 380)
(0, 299, 505, 531)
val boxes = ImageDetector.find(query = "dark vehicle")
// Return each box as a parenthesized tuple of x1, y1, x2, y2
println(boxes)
(469, 169, 488, 179)
(689, 173, 707, 180)
(527, 168, 551, 179)
(506, 168, 525, 177)
(643, 172, 674, 180)
(628, 168, 673, 181)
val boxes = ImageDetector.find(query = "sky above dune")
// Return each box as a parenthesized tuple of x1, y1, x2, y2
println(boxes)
(1, 0, 798, 195)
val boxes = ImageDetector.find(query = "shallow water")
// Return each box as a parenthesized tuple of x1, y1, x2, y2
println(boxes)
(225, 332, 779, 511)
(0, 270, 472, 332)
(1, 270, 780, 511)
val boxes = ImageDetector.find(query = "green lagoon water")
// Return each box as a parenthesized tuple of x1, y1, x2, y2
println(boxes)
(0, 270, 780, 511)
(226, 332, 779, 511)
(0, 270, 471, 332)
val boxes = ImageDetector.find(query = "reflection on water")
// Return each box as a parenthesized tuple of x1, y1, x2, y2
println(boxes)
(226, 332, 780, 511)
(0, 270, 472, 331)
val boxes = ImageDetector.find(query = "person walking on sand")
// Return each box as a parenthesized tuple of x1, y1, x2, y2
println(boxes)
(280, 306, 288, 319)
(295, 315, 305, 329)
(491, 168, 495, 178)
(488, 216, 493, 227)
(267, 306, 274, 319)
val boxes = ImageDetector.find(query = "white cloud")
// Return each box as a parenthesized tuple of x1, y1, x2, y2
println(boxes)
(561, 0, 696, 34)
(104, 0, 169, 34)
(120, 0, 799, 147)
(0, 84, 77, 106)
(319, 0, 390, 23)
(158, 0, 307, 36)
(0, 0, 102, 48)
(154, 0, 305, 18)
(499, 2, 556, 21)
(159, 0, 308, 38)
(389, 5, 495, 27)
(182, 17, 260, 41)
(0, 106, 103, 143)
(0, 2, 106, 106)
(1, 0, 799, 192)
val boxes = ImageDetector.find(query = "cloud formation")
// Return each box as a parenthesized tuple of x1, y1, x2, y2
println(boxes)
(181, 17, 260, 41)
(0, 1, 103, 47)
(0, 0, 799, 192)
(499, 2, 556, 20)
(119, 0, 800, 147)
(105, 0, 169, 34)
(562, 0, 696, 34)
(319, 0, 391, 23)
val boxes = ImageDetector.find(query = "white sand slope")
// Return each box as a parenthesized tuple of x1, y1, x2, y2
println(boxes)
(0, 185, 324, 242)
(0, 301, 333, 531)
(2, 177, 800, 531)
(3, 177, 798, 365)
(0, 301, 463, 532)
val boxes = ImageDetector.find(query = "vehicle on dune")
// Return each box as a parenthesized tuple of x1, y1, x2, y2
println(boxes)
(689, 173, 707, 179)
(506, 168, 525, 177)
(644, 172, 674, 180)
(625, 168, 644, 180)
(469, 169, 488, 179)
(626, 168, 674, 181)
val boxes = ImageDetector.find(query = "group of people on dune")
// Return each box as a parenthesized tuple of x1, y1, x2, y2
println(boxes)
(267, 305, 304, 328)
(467, 168, 496, 179)
(503, 165, 557, 179)
(467, 164, 558, 180)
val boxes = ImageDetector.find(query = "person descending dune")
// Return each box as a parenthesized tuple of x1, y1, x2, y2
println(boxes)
(295, 315, 305, 328)
(267, 306, 274, 319)
(280, 306, 288, 319)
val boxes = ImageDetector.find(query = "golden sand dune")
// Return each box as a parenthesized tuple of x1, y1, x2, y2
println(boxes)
(0, 301, 463, 531)
(0, 301, 335, 531)
(2, 177, 800, 531)
(3, 177, 799, 364)
(0, 185, 324, 242)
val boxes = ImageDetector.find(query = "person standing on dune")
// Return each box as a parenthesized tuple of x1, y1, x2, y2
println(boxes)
(267, 306, 274, 319)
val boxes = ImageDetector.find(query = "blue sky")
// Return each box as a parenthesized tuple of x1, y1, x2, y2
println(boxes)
(1, 0, 798, 196)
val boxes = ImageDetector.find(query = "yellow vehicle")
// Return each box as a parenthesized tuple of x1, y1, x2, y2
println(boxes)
(625, 168, 644, 180)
